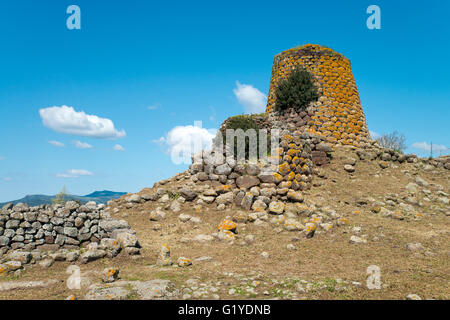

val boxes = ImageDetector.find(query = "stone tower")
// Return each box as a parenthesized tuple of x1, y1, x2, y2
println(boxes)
(266, 44, 370, 146)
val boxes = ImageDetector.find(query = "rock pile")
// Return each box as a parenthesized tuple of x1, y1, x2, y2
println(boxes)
(355, 147, 450, 170)
(186, 130, 333, 211)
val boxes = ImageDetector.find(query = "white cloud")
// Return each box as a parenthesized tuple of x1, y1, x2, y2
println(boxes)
(56, 169, 94, 178)
(73, 140, 93, 149)
(369, 131, 381, 140)
(48, 140, 65, 147)
(113, 144, 125, 151)
(411, 142, 448, 154)
(233, 81, 267, 114)
(147, 103, 160, 110)
(3, 177, 12, 182)
(156, 124, 217, 164)
(152, 137, 165, 147)
(39, 105, 126, 139)
(0, 156, 4, 160)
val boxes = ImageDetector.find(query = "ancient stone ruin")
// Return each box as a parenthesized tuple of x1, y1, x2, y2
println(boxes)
(266, 44, 371, 147)
(190, 44, 374, 194)
(188, 44, 449, 211)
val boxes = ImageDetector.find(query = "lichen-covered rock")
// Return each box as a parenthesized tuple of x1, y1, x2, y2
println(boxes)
(150, 209, 167, 221)
(379, 161, 389, 169)
(4, 260, 22, 271)
(100, 238, 122, 257)
(240, 193, 254, 211)
(287, 191, 304, 203)
(0, 264, 8, 276)
(284, 219, 304, 231)
(215, 192, 234, 205)
(251, 199, 268, 211)
(102, 267, 120, 283)
(156, 244, 172, 266)
(269, 201, 285, 215)
(7, 251, 32, 264)
(232, 211, 248, 223)
(217, 219, 237, 233)
(177, 257, 192, 267)
(116, 232, 140, 249)
(304, 223, 317, 238)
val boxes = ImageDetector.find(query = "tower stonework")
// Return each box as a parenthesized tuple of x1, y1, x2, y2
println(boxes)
(266, 44, 371, 146)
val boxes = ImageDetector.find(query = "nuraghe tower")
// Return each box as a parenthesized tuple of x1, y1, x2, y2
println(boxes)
(266, 44, 371, 146)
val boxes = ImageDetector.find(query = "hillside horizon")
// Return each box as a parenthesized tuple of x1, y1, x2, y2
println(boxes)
(0, 190, 127, 207)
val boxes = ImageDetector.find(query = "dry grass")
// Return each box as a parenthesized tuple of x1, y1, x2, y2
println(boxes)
(1, 148, 449, 300)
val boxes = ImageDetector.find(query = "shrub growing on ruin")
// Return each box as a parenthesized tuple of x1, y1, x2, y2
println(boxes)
(274, 66, 319, 113)
(215, 114, 271, 160)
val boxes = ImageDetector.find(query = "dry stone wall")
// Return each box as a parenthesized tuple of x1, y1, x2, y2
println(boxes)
(0, 200, 141, 274)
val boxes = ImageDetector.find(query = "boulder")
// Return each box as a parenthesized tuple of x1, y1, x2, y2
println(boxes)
(80, 249, 107, 264)
(126, 194, 141, 203)
(236, 175, 260, 189)
(268, 201, 285, 215)
(116, 232, 140, 248)
(150, 209, 167, 221)
(179, 189, 197, 201)
(102, 267, 120, 283)
(216, 192, 234, 205)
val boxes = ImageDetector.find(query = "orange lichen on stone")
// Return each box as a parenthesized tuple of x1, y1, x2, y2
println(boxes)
(286, 171, 295, 181)
(272, 172, 284, 183)
(0, 265, 7, 276)
(218, 219, 237, 233)
(278, 162, 291, 175)
(216, 184, 232, 194)
(337, 217, 349, 225)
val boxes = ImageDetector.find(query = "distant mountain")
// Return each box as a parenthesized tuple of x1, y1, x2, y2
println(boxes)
(0, 190, 127, 207)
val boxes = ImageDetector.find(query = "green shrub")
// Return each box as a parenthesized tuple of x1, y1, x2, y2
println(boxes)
(215, 114, 271, 160)
(224, 115, 261, 132)
(274, 66, 319, 113)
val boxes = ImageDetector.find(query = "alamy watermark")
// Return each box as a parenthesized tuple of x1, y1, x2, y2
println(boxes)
(366, 5, 381, 30)
(170, 121, 281, 169)
(366, 265, 381, 289)
(66, 265, 81, 290)
(66, 5, 81, 30)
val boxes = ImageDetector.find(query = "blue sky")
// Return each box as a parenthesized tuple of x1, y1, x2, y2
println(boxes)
(0, 0, 449, 202)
